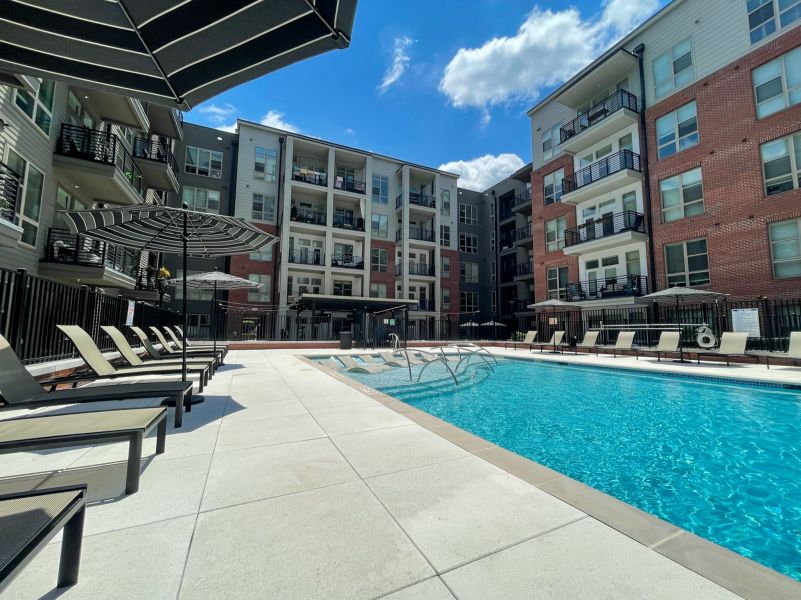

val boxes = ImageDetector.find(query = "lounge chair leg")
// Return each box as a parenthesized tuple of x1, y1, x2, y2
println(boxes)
(173, 391, 184, 427)
(126, 433, 143, 494)
(57, 503, 85, 587)
(156, 417, 167, 454)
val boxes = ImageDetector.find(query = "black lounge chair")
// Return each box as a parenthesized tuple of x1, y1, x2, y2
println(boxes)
(0, 485, 87, 593)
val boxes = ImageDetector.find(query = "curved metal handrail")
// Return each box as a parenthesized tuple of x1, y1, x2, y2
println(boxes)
(454, 350, 495, 374)
(412, 349, 459, 385)
(447, 343, 498, 364)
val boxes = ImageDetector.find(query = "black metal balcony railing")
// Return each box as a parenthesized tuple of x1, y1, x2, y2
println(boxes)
(132, 137, 179, 178)
(511, 224, 533, 243)
(516, 262, 533, 277)
(292, 165, 327, 186)
(55, 124, 145, 198)
(331, 255, 364, 269)
(332, 213, 365, 231)
(413, 299, 435, 311)
(0, 160, 21, 225)
(562, 149, 641, 194)
(396, 226, 436, 242)
(290, 206, 327, 226)
(288, 249, 324, 266)
(564, 210, 646, 247)
(395, 192, 436, 209)
(565, 274, 647, 302)
(134, 268, 165, 292)
(333, 177, 366, 194)
(513, 190, 532, 208)
(396, 262, 435, 277)
(560, 89, 639, 144)
(499, 207, 515, 221)
(44, 228, 140, 276)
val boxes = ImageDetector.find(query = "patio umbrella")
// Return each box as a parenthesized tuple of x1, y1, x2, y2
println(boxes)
(460, 320, 479, 341)
(481, 321, 506, 340)
(0, 0, 359, 109)
(61, 204, 278, 384)
(166, 270, 261, 357)
(527, 299, 581, 351)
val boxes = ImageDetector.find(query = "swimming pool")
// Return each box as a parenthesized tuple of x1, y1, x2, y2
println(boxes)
(333, 356, 801, 581)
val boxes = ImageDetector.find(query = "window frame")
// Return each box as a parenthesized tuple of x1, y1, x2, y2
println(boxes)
(664, 238, 710, 287)
(14, 78, 55, 137)
(748, 0, 801, 44)
(653, 39, 695, 99)
(459, 203, 478, 225)
(460, 261, 480, 283)
(185, 146, 223, 178)
(459, 232, 478, 253)
(371, 174, 389, 204)
(441, 189, 451, 216)
(542, 122, 562, 161)
(247, 274, 272, 302)
(371, 247, 388, 272)
(768, 218, 801, 278)
(5, 148, 45, 247)
(752, 46, 801, 118)
(656, 101, 699, 159)
(760, 132, 801, 196)
(660, 168, 705, 222)
(459, 291, 479, 313)
(440, 225, 451, 246)
(182, 186, 220, 214)
(543, 169, 564, 205)
(369, 282, 388, 298)
(371, 213, 388, 238)
(546, 266, 569, 300)
(545, 215, 567, 252)
(251, 193, 275, 222)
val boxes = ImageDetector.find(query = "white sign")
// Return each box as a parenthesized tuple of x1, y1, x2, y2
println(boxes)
(125, 301, 136, 326)
(731, 308, 760, 337)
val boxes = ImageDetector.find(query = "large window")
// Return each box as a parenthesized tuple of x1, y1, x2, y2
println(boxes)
(653, 39, 694, 99)
(185, 146, 223, 178)
(252, 193, 275, 221)
(441, 287, 451, 309)
(249, 246, 273, 262)
(371, 214, 388, 238)
(545, 216, 567, 252)
(656, 101, 699, 159)
(543, 169, 563, 205)
(665, 239, 710, 286)
(247, 274, 271, 302)
(459, 232, 478, 253)
(542, 122, 562, 161)
(460, 262, 479, 283)
(254, 147, 278, 182)
(369, 282, 388, 298)
(372, 175, 388, 203)
(660, 168, 704, 222)
(333, 280, 353, 296)
(459, 203, 477, 225)
(769, 218, 801, 278)
(371, 247, 388, 272)
(753, 47, 801, 119)
(460, 291, 478, 313)
(546, 266, 569, 300)
(5, 149, 44, 246)
(182, 186, 220, 214)
(761, 132, 801, 195)
(441, 189, 451, 215)
(442, 255, 450, 276)
(748, 0, 801, 44)
(440, 225, 451, 246)
(14, 78, 55, 136)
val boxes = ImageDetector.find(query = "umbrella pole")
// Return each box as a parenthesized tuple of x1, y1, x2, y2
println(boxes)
(182, 211, 188, 383)
(212, 281, 217, 358)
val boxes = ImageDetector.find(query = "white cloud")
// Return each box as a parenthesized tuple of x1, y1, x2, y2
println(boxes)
(344, 128, 356, 136)
(438, 153, 525, 192)
(259, 110, 299, 133)
(378, 35, 414, 94)
(439, 1, 659, 114)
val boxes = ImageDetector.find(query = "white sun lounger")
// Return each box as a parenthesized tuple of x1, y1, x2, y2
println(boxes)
(337, 355, 390, 374)
(695, 332, 751, 366)
(749, 331, 801, 368)
(635, 331, 681, 361)
(530, 331, 564, 353)
(597, 331, 636, 357)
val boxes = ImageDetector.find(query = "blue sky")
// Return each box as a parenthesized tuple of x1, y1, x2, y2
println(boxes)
(188, 0, 663, 190)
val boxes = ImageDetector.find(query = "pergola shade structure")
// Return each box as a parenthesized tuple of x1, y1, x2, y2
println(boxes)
(0, 0, 358, 109)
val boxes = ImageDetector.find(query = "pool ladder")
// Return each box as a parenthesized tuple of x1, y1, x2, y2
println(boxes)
(398, 344, 498, 385)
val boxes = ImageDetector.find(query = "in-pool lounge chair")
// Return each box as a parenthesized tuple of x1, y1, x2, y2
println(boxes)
(0, 335, 192, 427)
(597, 331, 636, 357)
(337, 355, 390, 374)
(0, 485, 87, 593)
(101, 326, 216, 375)
(635, 331, 681, 361)
(378, 352, 406, 367)
(695, 332, 751, 366)
(173, 325, 229, 356)
(530, 331, 565, 353)
(0, 407, 167, 494)
(57, 326, 210, 392)
(149, 327, 223, 365)
(504, 331, 537, 350)
(565, 330, 600, 354)
(163, 326, 226, 362)
(750, 331, 801, 368)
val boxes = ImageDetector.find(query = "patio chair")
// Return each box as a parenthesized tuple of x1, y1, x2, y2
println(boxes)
(0, 407, 167, 495)
(337, 355, 390, 374)
(530, 331, 565, 353)
(750, 331, 801, 369)
(597, 331, 636, 357)
(101, 326, 216, 374)
(357, 354, 385, 365)
(56, 325, 210, 392)
(0, 485, 87, 593)
(378, 352, 407, 367)
(0, 335, 192, 428)
(635, 331, 681, 361)
(695, 332, 751, 366)
(149, 327, 223, 365)
(566, 330, 600, 354)
(504, 330, 537, 350)
(163, 326, 227, 360)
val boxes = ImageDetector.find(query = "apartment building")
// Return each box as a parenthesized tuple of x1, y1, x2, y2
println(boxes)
(0, 74, 182, 300)
(527, 0, 801, 304)
(455, 188, 495, 325)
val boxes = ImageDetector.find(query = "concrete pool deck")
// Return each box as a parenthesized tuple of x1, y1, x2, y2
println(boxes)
(0, 348, 799, 598)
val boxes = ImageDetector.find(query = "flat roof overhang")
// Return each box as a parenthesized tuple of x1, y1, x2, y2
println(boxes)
(293, 293, 419, 313)
(552, 49, 638, 110)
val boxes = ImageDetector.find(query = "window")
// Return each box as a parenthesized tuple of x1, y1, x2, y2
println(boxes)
(185, 146, 223, 178)
(247, 274, 271, 302)
(182, 187, 220, 214)
(288, 275, 322, 296)
(490, 261, 496, 282)
(14, 78, 54, 136)
(769, 219, 801, 278)
(665, 239, 710, 286)
(441, 287, 451, 309)
(547, 266, 569, 300)
(545, 216, 567, 252)
(442, 255, 450, 275)
(459, 232, 478, 253)
(490, 230, 496, 251)
(748, 0, 801, 44)
(369, 282, 388, 298)
(371, 248, 388, 272)
(252, 193, 275, 221)
(372, 175, 388, 203)
(626, 250, 642, 275)
(656, 101, 699, 159)
(491, 291, 497, 314)
(460, 291, 478, 313)
(542, 122, 562, 161)
(660, 168, 704, 222)
(333, 280, 353, 296)
(753, 47, 801, 118)
(254, 147, 278, 182)
(761, 132, 801, 195)
(441, 189, 451, 215)
(653, 39, 694, 98)
(5, 149, 44, 246)
(543, 169, 564, 205)
(459, 203, 477, 225)
(618, 133, 633, 152)
(489, 200, 495, 223)
(249, 246, 273, 261)
(440, 225, 451, 246)
(371, 214, 388, 238)
(460, 262, 479, 283)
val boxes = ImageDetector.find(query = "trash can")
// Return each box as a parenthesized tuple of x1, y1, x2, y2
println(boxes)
(339, 331, 353, 350)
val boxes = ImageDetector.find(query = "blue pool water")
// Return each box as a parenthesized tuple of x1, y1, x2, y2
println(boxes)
(334, 357, 801, 581)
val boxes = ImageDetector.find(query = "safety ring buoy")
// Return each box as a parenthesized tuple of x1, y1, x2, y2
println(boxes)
(696, 326, 717, 348)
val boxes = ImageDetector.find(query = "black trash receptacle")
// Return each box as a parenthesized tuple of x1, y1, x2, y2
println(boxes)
(339, 331, 353, 350)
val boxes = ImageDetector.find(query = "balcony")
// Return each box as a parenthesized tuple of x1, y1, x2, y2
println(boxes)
(132, 138, 179, 192)
(559, 90, 639, 154)
(331, 255, 364, 270)
(412, 299, 435, 312)
(511, 224, 533, 246)
(565, 274, 647, 302)
(290, 206, 327, 227)
(333, 176, 366, 194)
(287, 249, 325, 266)
(499, 206, 515, 222)
(53, 124, 145, 205)
(77, 88, 149, 131)
(515, 262, 533, 278)
(397, 226, 436, 243)
(561, 150, 642, 205)
(396, 262, 435, 277)
(563, 210, 646, 255)
(395, 192, 436, 210)
(332, 213, 365, 232)
(292, 165, 327, 187)
(146, 103, 183, 140)
(40, 228, 140, 288)
(0, 160, 23, 247)
(512, 190, 532, 213)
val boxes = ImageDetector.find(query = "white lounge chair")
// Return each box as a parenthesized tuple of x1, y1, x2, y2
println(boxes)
(337, 355, 390, 374)
(565, 330, 599, 354)
(597, 331, 635, 357)
(695, 332, 751, 366)
(635, 331, 681, 361)
(505, 331, 537, 350)
(378, 352, 407, 367)
(530, 331, 564, 353)
(751, 331, 801, 368)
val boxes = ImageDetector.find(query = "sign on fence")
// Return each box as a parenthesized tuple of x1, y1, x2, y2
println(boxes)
(125, 301, 136, 326)
(731, 308, 760, 337)
(548, 317, 557, 325)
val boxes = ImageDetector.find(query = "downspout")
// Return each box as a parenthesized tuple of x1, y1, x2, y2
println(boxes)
(275, 136, 285, 308)
(634, 43, 657, 293)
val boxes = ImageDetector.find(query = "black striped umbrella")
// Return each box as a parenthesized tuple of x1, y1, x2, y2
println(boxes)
(0, 0, 358, 110)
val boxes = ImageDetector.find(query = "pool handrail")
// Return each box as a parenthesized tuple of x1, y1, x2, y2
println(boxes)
(412, 349, 459, 385)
